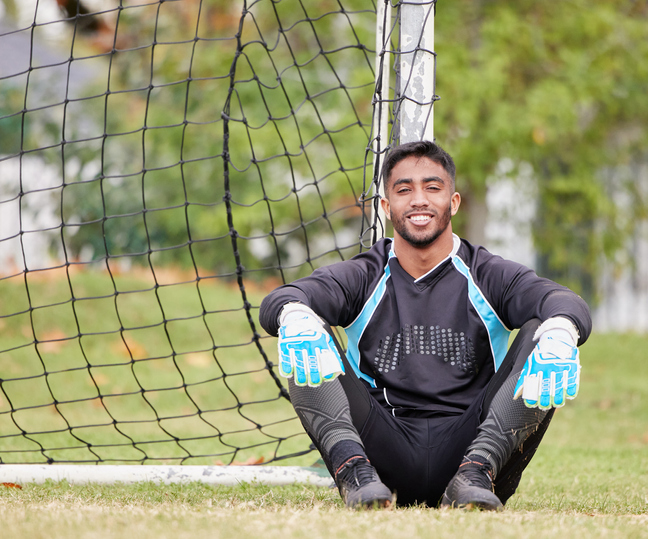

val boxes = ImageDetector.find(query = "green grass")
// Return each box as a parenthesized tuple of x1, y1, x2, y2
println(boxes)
(1, 271, 647, 537)
(0, 268, 312, 465)
(0, 475, 646, 538)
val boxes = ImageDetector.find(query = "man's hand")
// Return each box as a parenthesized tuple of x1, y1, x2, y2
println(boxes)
(277, 304, 344, 387)
(514, 318, 581, 409)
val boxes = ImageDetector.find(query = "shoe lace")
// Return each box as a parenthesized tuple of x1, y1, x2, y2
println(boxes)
(458, 456, 494, 492)
(335, 456, 375, 488)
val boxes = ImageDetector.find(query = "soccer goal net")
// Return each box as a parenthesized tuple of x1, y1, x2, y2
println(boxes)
(0, 0, 435, 479)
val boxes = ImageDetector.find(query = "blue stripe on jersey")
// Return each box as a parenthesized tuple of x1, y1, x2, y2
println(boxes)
(344, 252, 395, 387)
(451, 255, 511, 371)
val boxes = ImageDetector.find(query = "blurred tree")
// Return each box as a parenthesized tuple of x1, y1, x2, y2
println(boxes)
(57, 0, 375, 278)
(56, 0, 107, 33)
(0, 0, 17, 20)
(4, 0, 647, 300)
(435, 0, 648, 300)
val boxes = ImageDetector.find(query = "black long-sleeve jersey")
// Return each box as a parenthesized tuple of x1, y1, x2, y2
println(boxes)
(260, 236, 592, 418)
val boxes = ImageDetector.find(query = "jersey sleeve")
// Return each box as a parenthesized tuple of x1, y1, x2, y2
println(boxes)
(259, 242, 389, 336)
(472, 247, 592, 345)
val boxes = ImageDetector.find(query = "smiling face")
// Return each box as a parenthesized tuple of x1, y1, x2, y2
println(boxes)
(381, 155, 461, 249)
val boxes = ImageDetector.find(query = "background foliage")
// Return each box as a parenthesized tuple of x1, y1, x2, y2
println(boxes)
(434, 0, 648, 299)
(2, 0, 376, 282)
(2, 0, 647, 302)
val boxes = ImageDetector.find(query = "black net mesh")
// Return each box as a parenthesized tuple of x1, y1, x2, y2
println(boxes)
(0, 0, 433, 465)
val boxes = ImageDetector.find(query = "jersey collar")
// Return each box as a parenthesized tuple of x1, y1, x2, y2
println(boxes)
(387, 235, 461, 283)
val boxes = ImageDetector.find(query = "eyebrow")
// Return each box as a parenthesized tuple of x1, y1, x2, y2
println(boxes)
(391, 176, 447, 188)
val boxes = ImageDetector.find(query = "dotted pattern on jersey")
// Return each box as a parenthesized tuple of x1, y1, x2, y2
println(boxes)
(373, 325, 477, 375)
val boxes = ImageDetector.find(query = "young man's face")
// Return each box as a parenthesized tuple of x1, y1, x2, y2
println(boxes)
(380, 155, 461, 248)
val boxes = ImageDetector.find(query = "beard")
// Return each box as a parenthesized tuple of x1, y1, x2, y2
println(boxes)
(390, 202, 453, 248)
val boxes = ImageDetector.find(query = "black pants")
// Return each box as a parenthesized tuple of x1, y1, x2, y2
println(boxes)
(327, 319, 554, 507)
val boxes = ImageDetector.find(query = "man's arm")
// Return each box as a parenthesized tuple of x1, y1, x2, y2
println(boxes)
(274, 303, 345, 386)
(513, 316, 582, 408)
(259, 269, 360, 337)
(521, 286, 591, 346)
(259, 280, 349, 387)
(475, 250, 592, 344)
(259, 255, 380, 386)
(260, 242, 389, 337)
(259, 284, 312, 337)
(259, 245, 388, 387)
(474, 249, 591, 409)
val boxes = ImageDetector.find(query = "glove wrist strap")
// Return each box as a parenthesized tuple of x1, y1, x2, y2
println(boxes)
(279, 302, 324, 326)
(533, 316, 579, 345)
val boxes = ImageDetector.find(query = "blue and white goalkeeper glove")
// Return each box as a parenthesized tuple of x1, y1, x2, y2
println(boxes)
(514, 317, 581, 410)
(277, 304, 345, 387)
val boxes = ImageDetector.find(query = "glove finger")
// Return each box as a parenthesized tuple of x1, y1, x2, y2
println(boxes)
(307, 352, 322, 387)
(521, 365, 541, 408)
(566, 364, 580, 399)
(278, 347, 294, 378)
(538, 373, 552, 410)
(552, 370, 566, 407)
(319, 347, 344, 381)
(278, 360, 293, 378)
(513, 353, 535, 400)
(521, 373, 541, 403)
(523, 398, 539, 409)
(294, 349, 308, 386)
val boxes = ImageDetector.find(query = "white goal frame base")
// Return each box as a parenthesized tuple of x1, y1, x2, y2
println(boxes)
(0, 465, 333, 487)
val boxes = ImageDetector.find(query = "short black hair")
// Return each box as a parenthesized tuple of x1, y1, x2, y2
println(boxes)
(380, 141, 456, 192)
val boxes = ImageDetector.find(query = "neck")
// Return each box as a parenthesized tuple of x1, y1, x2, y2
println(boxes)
(392, 230, 455, 279)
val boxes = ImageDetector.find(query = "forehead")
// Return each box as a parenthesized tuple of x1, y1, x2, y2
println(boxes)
(387, 155, 451, 186)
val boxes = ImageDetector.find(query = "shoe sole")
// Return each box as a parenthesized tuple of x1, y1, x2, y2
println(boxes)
(440, 492, 503, 511)
(345, 490, 394, 509)
(348, 497, 393, 509)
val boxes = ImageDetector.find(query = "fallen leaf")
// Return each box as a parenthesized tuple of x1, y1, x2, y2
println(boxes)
(111, 337, 148, 359)
(213, 456, 266, 466)
(598, 399, 613, 411)
(186, 353, 211, 367)
(90, 373, 109, 386)
(233, 456, 265, 466)
(39, 329, 68, 353)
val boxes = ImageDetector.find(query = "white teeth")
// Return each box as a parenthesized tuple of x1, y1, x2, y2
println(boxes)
(409, 215, 430, 222)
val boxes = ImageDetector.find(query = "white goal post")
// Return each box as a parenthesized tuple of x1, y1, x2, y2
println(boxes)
(0, 465, 333, 487)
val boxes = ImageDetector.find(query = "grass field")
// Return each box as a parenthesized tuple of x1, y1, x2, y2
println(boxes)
(0, 268, 312, 465)
(0, 271, 647, 537)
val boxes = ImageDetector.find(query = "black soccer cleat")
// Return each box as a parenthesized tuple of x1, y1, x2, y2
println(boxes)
(334, 455, 392, 509)
(440, 455, 503, 511)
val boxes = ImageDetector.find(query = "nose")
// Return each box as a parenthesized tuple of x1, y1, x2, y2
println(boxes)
(409, 187, 430, 208)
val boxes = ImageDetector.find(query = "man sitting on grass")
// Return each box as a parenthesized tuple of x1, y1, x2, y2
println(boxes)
(259, 141, 591, 509)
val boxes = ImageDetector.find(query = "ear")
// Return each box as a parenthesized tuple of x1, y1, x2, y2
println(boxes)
(450, 191, 461, 216)
(380, 197, 391, 221)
